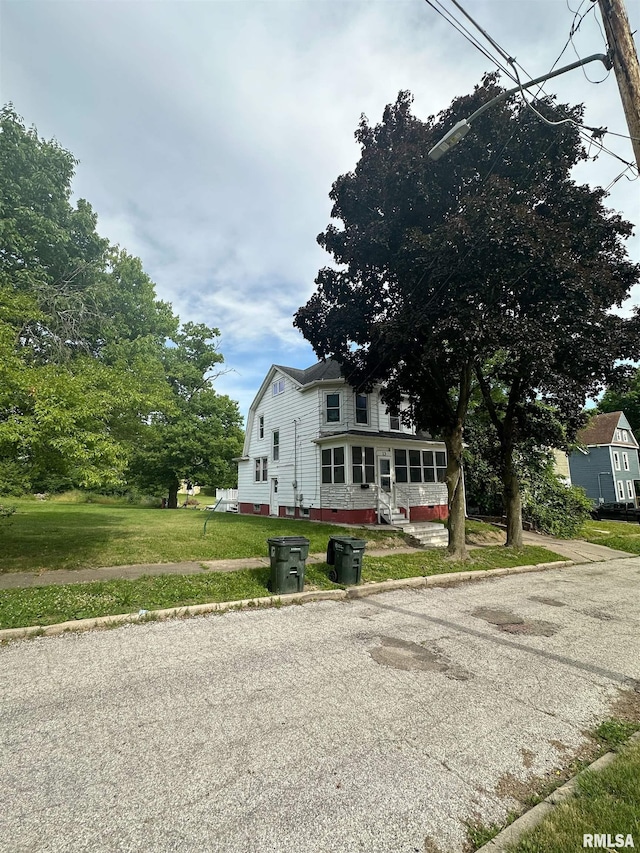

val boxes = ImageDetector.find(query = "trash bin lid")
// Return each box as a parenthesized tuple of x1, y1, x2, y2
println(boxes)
(329, 536, 367, 548)
(267, 536, 310, 546)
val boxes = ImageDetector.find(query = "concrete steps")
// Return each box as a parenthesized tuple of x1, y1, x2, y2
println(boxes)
(400, 521, 449, 549)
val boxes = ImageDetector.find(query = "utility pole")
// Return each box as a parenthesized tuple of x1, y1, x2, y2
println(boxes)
(596, 0, 640, 169)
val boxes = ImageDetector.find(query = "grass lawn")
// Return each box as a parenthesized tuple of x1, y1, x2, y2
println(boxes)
(0, 499, 404, 573)
(505, 734, 640, 853)
(0, 544, 565, 630)
(580, 519, 640, 556)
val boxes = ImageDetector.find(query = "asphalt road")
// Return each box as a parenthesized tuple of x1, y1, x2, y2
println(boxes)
(2, 557, 639, 853)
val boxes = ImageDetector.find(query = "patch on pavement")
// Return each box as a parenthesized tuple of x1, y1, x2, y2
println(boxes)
(529, 596, 567, 607)
(369, 636, 471, 680)
(472, 607, 558, 636)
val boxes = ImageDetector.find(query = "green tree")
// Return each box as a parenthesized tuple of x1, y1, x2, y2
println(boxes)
(598, 368, 640, 435)
(0, 105, 178, 492)
(295, 79, 639, 556)
(128, 324, 244, 508)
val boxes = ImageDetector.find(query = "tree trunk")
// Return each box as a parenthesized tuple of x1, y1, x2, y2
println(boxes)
(503, 447, 523, 548)
(167, 478, 179, 509)
(445, 427, 467, 561)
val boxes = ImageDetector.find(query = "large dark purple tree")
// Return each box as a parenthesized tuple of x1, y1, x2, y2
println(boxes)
(295, 76, 639, 557)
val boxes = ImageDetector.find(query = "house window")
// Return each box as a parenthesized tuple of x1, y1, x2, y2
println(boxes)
(253, 503, 261, 513)
(389, 412, 401, 431)
(254, 459, 260, 482)
(255, 457, 268, 482)
(623, 452, 629, 471)
(326, 393, 341, 423)
(258, 415, 264, 439)
(615, 429, 622, 441)
(321, 447, 345, 483)
(272, 378, 285, 396)
(616, 480, 625, 501)
(621, 429, 629, 442)
(355, 394, 368, 425)
(301, 507, 310, 517)
(262, 458, 268, 481)
(352, 446, 375, 484)
(285, 506, 295, 517)
(627, 480, 634, 500)
(613, 451, 621, 471)
(394, 449, 446, 483)
(273, 430, 280, 462)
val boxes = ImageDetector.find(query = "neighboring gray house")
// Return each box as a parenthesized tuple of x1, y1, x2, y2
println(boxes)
(235, 359, 449, 525)
(568, 411, 640, 506)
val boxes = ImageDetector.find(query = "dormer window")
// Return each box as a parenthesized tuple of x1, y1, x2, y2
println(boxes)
(615, 429, 622, 441)
(389, 411, 401, 431)
(355, 394, 368, 425)
(326, 393, 341, 423)
(621, 429, 629, 442)
(272, 378, 285, 396)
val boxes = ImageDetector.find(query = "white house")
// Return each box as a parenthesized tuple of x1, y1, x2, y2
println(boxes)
(236, 359, 449, 525)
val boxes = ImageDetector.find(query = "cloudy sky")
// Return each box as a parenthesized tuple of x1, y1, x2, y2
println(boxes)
(2, 0, 638, 421)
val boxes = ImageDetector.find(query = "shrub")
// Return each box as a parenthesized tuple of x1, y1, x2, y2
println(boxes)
(522, 463, 592, 538)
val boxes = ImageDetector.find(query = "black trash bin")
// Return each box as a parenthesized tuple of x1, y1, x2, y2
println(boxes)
(326, 536, 367, 585)
(267, 536, 310, 594)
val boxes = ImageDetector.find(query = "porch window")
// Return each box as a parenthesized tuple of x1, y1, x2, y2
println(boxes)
(355, 394, 368, 425)
(273, 430, 280, 462)
(326, 393, 341, 423)
(394, 448, 446, 483)
(321, 447, 345, 484)
(352, 446, 375, 484)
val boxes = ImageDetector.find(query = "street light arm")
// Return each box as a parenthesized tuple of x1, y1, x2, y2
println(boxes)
(428, 53, 612, 160)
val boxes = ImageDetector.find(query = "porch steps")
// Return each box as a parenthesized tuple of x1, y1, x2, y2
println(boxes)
(399, 522, 449, 549)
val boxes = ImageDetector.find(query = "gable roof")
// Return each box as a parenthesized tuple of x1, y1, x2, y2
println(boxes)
(275, 358, 344, 387)
(577, 411, 624, 446)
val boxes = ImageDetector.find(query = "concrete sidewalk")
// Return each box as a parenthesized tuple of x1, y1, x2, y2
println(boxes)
(0, 531, 634, 590)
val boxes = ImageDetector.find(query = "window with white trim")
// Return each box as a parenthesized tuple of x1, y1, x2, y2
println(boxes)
(262, 458, 268, 481)
(389, 412, 401, 431)
(394, 449, 446, 483)
(623, 452, 629, 471)
(258, 415, 264, 439)
(255, 458, 268, 482)
(621, 429, 629, 442)
(321, 447, 345, 483)
(615, 429, 622, 441)
(616, 479, 625, 500)
(627, 480, 634, 500)
(254, 459, 260, 482)
(272, 430, 280, 462)
(613, 451, 621, 471)
(272, 378, 285, 396)
(326, 393, 341, 423)
(355, 394, 368, 425)
(352, 446, 375, 484)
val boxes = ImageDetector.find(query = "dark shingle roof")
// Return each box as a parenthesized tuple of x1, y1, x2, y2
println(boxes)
(577, 411, 622, 446)
(275, 358, 344, 387)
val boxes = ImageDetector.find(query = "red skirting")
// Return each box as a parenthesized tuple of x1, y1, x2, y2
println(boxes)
(309, 507, 378, 525)
(409, 504, 449, 522)
(238, 502, 270, 516)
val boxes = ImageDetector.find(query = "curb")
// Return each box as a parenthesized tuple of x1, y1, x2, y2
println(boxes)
(475, 731, 640, 852)
(0, 559, 574, 642)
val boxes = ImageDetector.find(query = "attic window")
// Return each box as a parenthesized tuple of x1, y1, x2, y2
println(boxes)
(272, 378, 285, 396)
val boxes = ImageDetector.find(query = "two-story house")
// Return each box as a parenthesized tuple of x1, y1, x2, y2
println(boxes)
(568, 411, 640, 506)
(236, 359, 449, 525)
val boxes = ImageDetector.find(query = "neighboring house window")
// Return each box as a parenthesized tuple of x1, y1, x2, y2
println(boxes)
(352, 446, 375, 483)
(621, 429, 629, 442)
(613, 451, 621, 471)
(321, 447, 345, 483)
(616, 480, 625, 501)
(389, 412, 401, 431)
(272, 378, 285, 396)
(615, 429, 622, 441)
(394, 449, 446, 483)
(627, 480, 634, 500)
(273, 431, 280, 462)
(262, 457, 268, 481)
(258, 416, 264, 439)
(326, 393, 341, 423)
(355, 394, 368, 425)
(623, 452, 629, 471)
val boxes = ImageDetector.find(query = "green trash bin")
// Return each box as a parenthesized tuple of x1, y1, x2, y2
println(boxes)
(267, 536, 310, 594)
(326, 536, 366, 585)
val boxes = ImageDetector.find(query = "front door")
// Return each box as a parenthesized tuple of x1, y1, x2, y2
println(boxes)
(270, 477, 279, 516)
(379, 457, 391, 493)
